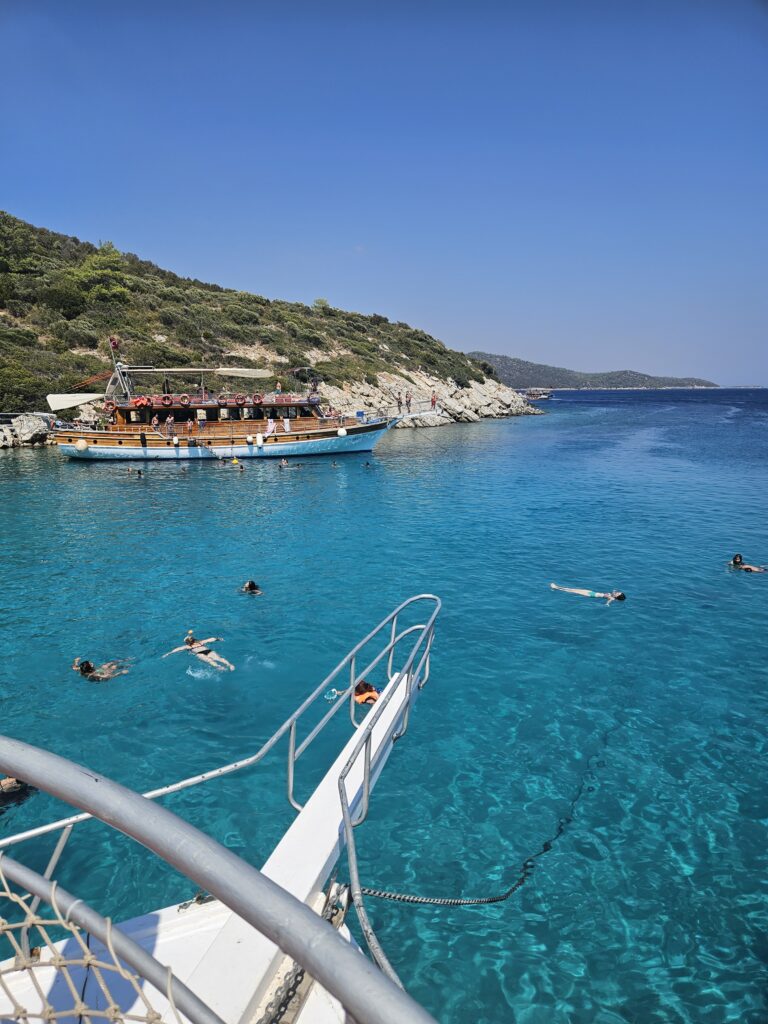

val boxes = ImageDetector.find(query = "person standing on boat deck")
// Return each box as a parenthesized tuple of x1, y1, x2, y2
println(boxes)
(163, 632, 235, 672)
(405, 391, 412, 413)
(186, 418, 193, 435)
(550, 583, 626, 604)
(151, 413, 160, 433)
(165, 413, 175, 437)
(275, 381, 282, 394)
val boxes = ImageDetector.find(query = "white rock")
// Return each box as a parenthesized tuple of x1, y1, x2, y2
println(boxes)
(0, 426, 18, 449)
(10, 414, 49, 445)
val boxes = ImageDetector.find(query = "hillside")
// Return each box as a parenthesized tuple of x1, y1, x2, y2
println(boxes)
(0, 212, 499, 411)
(469, 352, 717, 390)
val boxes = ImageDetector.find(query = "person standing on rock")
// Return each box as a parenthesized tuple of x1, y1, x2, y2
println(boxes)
(396, 392, 403, 414)
(431, 391, 437, 410)
(405, 391, 412, 413)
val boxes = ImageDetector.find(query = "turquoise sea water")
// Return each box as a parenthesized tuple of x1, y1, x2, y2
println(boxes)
(1, 388, 767, 1023)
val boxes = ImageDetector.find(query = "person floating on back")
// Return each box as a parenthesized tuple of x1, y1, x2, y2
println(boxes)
(72, 657, 131, 681)
(550, 583, 626, 605)
(163, 632, 235, 672)
(730, 554, 765, 573)
(242, 580, 262, 595)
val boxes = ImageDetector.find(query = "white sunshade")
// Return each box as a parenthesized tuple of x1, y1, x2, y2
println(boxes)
(46, 393, 106, 412)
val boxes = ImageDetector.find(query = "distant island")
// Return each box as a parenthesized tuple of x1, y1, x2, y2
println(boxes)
(468, 352, 717, 390)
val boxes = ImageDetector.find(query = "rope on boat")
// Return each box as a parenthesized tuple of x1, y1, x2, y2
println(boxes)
(360, 725, 618, 908)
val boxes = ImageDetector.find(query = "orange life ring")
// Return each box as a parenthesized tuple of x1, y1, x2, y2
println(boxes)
(235, 393, 246, 406)
(161, 394, 173, 407)
(104, 400, 116, 413)
(217, 394, 229, 406)
(179, 393, 191, 407)
(252, 393, 263, 404)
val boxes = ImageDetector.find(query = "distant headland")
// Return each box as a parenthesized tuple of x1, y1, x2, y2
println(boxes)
(468, 352, 717, 391)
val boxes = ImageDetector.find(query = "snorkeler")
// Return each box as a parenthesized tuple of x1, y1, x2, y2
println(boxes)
(730, 554, 765, 573)
(163, 632, 235, 672)
(72, 657, 130, 681)
(242, 580, 263, 594)
(550, 583, 626, 604)
(354, 681, 381, 705)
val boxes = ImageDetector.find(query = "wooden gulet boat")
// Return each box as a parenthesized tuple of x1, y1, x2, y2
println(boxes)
(49, 363, 396, 461)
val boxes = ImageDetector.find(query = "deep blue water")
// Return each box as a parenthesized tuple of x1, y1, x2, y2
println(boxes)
(1, 388, 767, 1023)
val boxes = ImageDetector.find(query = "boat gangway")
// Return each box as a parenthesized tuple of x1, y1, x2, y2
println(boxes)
(0, 595, 441, 1024)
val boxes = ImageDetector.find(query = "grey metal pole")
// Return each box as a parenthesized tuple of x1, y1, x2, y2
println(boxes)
(0, 856, 225, 1024)
(0, 736, 437, 1024)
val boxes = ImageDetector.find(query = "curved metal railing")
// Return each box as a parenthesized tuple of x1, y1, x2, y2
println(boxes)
(0, 596, 442, 1023)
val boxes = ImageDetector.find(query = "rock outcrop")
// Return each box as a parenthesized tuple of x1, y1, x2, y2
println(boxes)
(0, 425, 18, 449)
(318, 370, 537, 428)
(11, 414, 51, 446)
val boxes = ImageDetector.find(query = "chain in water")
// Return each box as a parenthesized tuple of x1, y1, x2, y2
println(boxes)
(361, 724, 620, 907)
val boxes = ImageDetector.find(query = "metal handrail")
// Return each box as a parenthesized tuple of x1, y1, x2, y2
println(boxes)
(0, 596, 439, 855)
(337, 599, 441, 984)
(0, 737, 436, 1024)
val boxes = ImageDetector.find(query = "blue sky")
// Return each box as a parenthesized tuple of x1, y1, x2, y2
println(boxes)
(1, 1, 766, 384)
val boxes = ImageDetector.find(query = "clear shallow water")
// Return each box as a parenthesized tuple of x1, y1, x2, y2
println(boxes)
(1, 389, 767, 1023)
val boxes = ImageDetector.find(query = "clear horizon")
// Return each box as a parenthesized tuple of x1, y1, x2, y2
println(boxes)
(1, 1, 766, 386)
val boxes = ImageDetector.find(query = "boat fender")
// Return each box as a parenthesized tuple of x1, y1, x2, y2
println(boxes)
(246, 434, 254, 445)
(252, 393, 263, 404)
(161, 394, 173, 407)
(337, 427, 347, 437)
(256, 432, 264, 448)
(217, 395, 228, 406)
(173, 436, 180, 446)
(75, 439, 89, 453)
(179, 394, 191, 406)
(235, 393, 246, 406)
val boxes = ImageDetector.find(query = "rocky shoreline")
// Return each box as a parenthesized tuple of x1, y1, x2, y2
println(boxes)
(320, 370, 538, 428)
(0, 374, 538, 449)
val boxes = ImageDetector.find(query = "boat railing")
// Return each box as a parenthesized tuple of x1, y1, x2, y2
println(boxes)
(0, 596, 440, 1020)
(0, 735, 436, 1024)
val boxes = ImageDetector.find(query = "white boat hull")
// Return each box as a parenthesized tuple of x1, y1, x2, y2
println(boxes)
(58, 422, 391, 460)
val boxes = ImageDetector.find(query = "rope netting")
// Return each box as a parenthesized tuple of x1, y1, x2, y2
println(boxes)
(0, 861, 181, 1024)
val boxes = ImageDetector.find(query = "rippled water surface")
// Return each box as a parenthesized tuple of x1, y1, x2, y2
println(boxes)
(2, 389, 767, 1023)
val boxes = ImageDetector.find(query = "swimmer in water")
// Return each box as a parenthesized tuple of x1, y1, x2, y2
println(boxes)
(0, 776, 35, 813)
(731, 554, 765, 573)
(331, 460, 339, 468)
(242, 580, 262, 594)
(163, 632, 235, 671)
(72, 657, 130, 681)
(550, 583, 626, 604)
(279, 458, 289, 468)
(354, 681, 381, 705)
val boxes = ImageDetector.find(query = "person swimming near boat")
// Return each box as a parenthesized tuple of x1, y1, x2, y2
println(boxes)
(730, 554, 765, 573)
(242, 580, 262, 594)
(279, 458, 289, 468)
(163, 632, 235, 672)
(72, 657, 130, 681)
(550, 583, 626, 604)
(354, 681, 381, 705)
(0, 775, 35, 814)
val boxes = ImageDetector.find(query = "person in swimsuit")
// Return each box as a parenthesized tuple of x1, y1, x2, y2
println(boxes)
(731, 554, 765, 573)
(72, 657, 130, 681)
(354, 681, 381, 705)
(163, 632, 235, 671)
(550, 583, 626, 604)
(242, 580, 262, 594)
